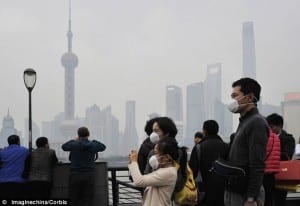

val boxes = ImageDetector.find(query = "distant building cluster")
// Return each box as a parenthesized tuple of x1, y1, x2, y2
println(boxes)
(1, 18, 300, 160)
(169, 63, 232, 147)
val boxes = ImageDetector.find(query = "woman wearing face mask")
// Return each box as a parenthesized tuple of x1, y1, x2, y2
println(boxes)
(149, 117, 178, 144)
(143, 117, 178, 174)
(128, 137, 181, 206)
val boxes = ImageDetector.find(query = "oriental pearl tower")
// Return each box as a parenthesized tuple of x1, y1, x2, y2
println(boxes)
(61, 0, 78, 120)
(60, 0, 80, 138)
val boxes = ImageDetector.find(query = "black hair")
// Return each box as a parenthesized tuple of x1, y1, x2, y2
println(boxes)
(77, 127, 90, 137)
(7, 135, 20, 145)
(203, 120, 219, 135)
(155, 117, 178, 138)
(194, 131, 203, 139)
(36, 137, 48, 148)
(144, 117, 159, 136)
(232, 77, 261, 102)
(157, 136, 187, 180)
(157, 136, 179, 161)
(266, 113, 283, 127)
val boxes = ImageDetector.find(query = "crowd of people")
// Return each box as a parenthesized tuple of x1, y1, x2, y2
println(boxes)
(0, 127, 106, 206)
(0, 77, 299, 206)
(130, 77, 298, 206)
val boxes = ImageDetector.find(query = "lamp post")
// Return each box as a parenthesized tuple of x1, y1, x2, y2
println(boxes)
(23, 68, 37, 150)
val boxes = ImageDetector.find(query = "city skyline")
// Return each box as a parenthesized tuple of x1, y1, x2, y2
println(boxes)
(1, 0, 300, 142)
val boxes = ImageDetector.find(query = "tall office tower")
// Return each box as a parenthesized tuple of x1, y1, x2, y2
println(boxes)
(242, 21, 256, 79)
(166, 85, 183, 121)
(101, 106, 120, 157)
(282, 92, 300, 140)
(42, 112, 64, 142)
(61, 0, 78, 121)
(185, 82, 205, 147)
(204, 63, 222, 119)
(84, 104, 103, 140)
(60, 0, 80, 139)
(84, 105, 120, 157)
(121, 101, 139, 155)
(0, 110, 21, 148)
(214, 100, 233, 141)
(42, 112, 67, 160)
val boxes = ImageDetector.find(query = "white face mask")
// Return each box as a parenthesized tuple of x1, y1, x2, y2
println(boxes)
(227, 95, 257, 113)
(149, 155, 159, 170)
(150, 132, 160, 144)
(227, 98, 239, 113)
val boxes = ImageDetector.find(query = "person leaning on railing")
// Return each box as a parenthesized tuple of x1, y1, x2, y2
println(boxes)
(62, 127, 106, 206)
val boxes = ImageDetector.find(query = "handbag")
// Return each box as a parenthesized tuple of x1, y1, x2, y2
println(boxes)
(275, 160, 300, 184)
(195, 144, 205, 203)
(210, 158, 247, 194)
(275, 182, 300, 192)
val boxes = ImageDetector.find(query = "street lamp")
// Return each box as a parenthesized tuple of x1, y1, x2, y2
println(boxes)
(23, 68, 37, 150)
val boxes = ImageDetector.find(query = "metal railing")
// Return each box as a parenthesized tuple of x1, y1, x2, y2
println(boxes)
(108, 162, 142, 206)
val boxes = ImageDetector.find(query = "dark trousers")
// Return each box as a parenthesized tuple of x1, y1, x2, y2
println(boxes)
(274, 189, 287, 206)
(27, 181, 52, 199)
(224, 186, 265, 206)
(263, 173, 275, 206)
(201, 200, 224, 206)
(69, 173, 95, 206)
(0, 182, 24, 198)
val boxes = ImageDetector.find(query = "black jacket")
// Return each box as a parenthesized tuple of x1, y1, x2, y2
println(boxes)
(189, 135, 229, 201)
(228, 108, 269, 199)
(279, 130, 295, 160)
(137, 137, 155, 174)
(62, 138, 106, 173)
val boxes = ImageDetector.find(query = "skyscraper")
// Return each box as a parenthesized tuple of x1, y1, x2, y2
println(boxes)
(61, 0, 78, 121)
(166, 85, 184, 143)
(84, 105, 120, 157)
(204, 63, 222, 119)
(242, 21, 256, 79)
(166, 85, 183, 121)
(0, 110, 21, 148)
(121, 101, 139, 155)
(185, 82, 205, 147)
(84, 104, 102, 140)
(101, 106, 120, 157)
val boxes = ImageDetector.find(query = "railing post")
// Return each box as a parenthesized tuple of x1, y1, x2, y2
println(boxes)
(111, 169, 119, 206)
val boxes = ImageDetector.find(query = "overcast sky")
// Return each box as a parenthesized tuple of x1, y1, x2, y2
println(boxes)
(1, 0, 300, 139)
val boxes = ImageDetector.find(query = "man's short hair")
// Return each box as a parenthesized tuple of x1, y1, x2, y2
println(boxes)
(194, 132, 203, 139)
(203, 120, 219, 135)
(36, 137, 48, 148)
(7, 135, 20, 145)
(266, 113, 283, 127)
(232, 77, 261, 102)
(77, 127, 90, 138)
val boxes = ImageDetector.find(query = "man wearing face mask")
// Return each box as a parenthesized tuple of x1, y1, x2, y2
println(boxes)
(224, 78, 269, 206)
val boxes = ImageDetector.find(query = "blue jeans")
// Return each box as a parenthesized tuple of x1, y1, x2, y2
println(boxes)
(224, 186, 265, 206)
